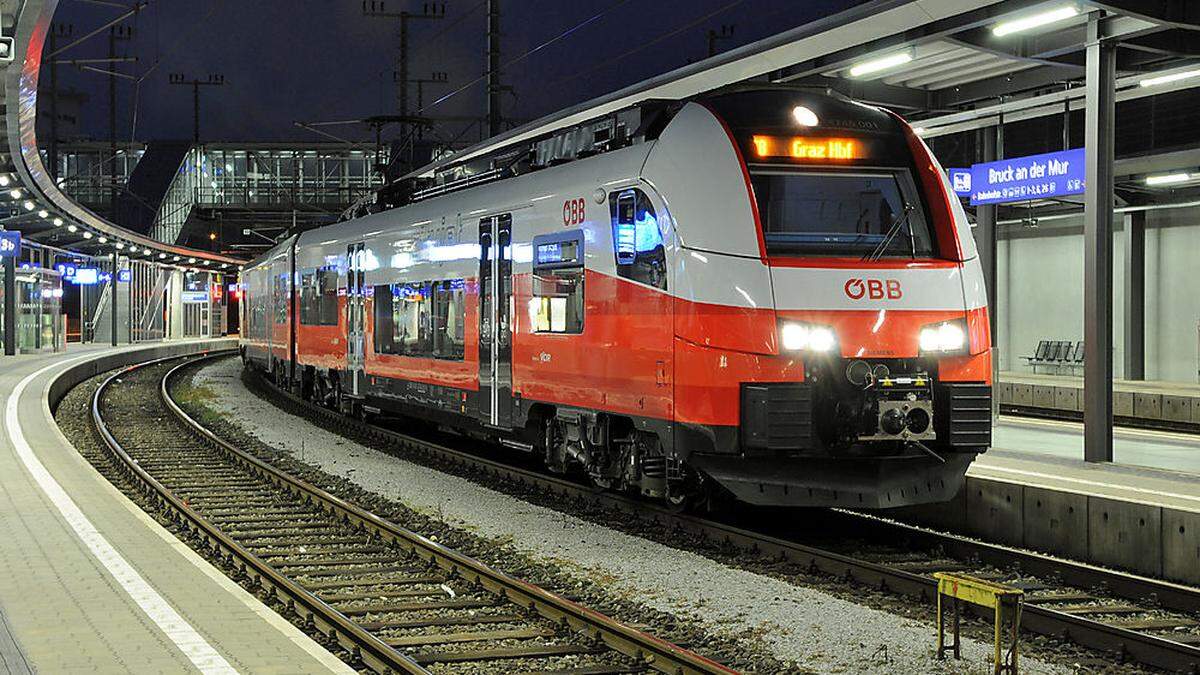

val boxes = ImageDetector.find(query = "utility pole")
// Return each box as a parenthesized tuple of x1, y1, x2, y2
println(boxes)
(361, 2, 446, 141)
(47, 23, 73, 182)
(108, 24, 132, 219)
(168, 73, 225, 144)
(486, 0, 503, 137)
(706, 24, 735, 57)
(412, 71, 449, 141)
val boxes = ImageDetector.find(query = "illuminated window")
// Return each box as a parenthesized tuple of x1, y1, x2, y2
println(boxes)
(372, 279, 465, 360)
(532, 271, 583, 334)
(610, 189, 667, 290)
(531, 231, 584, 334)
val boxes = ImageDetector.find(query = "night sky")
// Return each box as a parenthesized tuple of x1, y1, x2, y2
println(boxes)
(43, 0, 870, 146)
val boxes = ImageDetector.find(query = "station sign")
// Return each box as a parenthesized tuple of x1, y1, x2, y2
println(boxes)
(0, 231, 19, 258)
(949, 148, 1086, 206)
(73, 267, 100, 285)
(182, 290, 209, 303)
(118, 269, 131, 283)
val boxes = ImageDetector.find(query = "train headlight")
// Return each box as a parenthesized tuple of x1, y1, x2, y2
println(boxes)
(919, 320, 966, 354)
(780, 321, 836, 352)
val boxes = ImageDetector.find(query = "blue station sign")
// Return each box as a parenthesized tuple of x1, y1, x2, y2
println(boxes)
(950, 148, 1086, 206)
(0, 231, 19, 258)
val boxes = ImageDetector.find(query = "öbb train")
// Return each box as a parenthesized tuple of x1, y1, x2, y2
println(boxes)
(240, 86, 992, 509)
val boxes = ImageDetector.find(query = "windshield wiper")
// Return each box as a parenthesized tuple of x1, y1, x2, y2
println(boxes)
(862, 203, 915, 263)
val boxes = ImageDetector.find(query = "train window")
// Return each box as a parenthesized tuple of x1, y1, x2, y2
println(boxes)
(609, 189, 667, 290)
(749, 170, 935, 258)
(532, 231, 585, 334)
(272, 273, 288, 324)
(432, 279, 466, 359)
(372, 279, 465, 360)
(299, 268, 338, 326)
(532, 270, 583, 334)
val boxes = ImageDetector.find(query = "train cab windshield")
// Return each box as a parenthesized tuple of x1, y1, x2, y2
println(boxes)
(750, 169, 935, 258)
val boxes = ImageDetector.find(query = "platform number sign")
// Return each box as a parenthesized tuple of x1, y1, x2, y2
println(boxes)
(562, 198, 586, 227)
(0, 231, 19, 258)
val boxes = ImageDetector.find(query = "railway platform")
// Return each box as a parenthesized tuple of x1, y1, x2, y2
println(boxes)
(998, 372, 1200, 428)
(901, 416, 1200, 586)
(0, 341, 352, 674)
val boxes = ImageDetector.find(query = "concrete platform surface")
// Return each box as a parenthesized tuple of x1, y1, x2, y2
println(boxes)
(991, 414, 1200, 476)
(0, 341, 353, 674)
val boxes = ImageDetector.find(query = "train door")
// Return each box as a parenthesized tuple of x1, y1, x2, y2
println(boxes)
(346, 242, 366, 396)
(478, 214, 513, 428)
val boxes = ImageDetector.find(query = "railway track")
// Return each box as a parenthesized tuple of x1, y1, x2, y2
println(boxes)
(218, 355, 1200, 674)
(90, 352, 733, 675)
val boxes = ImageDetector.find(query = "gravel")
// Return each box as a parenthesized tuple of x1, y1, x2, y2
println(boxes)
(191, 357, 1076, 675)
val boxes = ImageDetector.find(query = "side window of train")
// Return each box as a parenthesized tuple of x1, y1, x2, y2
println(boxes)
(610, 189, 667, 290)
(272, 273, 288, 324)
(299, 267, 339, 326)
(531, 230, 584, 334)
(372, 280, 466, 360)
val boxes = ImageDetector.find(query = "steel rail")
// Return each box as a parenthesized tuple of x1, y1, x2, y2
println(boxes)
(124, 351, 735, 675)
(237, 360, 1200, 674)
(91, 352, 429, 675)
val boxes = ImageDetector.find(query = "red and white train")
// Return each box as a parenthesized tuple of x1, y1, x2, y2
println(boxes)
(241, 86, 992, 509)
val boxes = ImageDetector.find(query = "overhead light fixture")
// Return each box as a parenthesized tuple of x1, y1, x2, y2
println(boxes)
(220, 263, 228, 268)
(992, 5, 1079, 37)
(67, 224, 78, 233)
(0, 175, 9, 187)
(82, 232, 93, 239)
(188, 257, 196, 263)
(37, 209, 48, 218)
(116, 242, 125, 250)
(23, 200, 34, 211)
(53, 217, 63, 227)
(158, 252, 167, 259)
(172, 256, 180, 261)
(1139, 68, 1200, 88)
(849, 51, 913, 77)
(1145, 172, 1192, 186)
(8, 188, 20, 199)
(791, 105, 819, 127)
(98, 237, 108, 244)
(143, 247, 151, 254)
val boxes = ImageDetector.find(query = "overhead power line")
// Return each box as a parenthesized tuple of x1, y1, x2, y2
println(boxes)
(420, 0, 634, 115)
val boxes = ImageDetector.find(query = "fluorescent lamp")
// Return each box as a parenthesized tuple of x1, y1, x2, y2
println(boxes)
(1145, 173, 1191, 186)
(1139, 68, 1200, 88)
(849, 51, 913, 78)
(992, 5, 1078, 37)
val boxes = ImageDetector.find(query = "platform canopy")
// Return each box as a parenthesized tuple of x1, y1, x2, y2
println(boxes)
(0, 0, 242, 266)
(413, 0, 1200, 203)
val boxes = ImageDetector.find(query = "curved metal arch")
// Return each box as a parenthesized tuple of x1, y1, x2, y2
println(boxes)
(5, 0, 242, 265)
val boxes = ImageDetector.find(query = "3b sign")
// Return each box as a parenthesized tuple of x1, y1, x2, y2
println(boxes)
(0, 231, 20, 258)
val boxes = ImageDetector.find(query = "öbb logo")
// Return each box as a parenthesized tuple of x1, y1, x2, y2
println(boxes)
(844, 278, 902, 301)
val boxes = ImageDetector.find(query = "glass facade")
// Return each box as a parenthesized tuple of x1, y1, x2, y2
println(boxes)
(152, 146, 385, 244)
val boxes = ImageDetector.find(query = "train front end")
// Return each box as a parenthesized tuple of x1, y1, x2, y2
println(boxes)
(647, 88, 991, 508)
